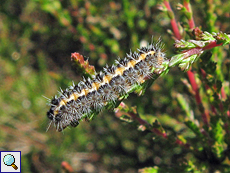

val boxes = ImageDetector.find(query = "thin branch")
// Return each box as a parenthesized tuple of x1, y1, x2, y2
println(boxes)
(163, 0, 182, 40)
(183, 0, 195, 29)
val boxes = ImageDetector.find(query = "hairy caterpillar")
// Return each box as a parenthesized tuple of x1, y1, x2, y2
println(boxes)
(47, 41, 169, 132)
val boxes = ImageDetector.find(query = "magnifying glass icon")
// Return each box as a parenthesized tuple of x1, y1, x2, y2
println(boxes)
(3, 154, 18, 170)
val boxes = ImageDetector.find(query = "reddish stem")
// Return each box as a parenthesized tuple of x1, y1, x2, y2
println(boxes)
(203, 41, 223, 50)
(184, 41, 225, 124)
(221, 87, 227, 99)
(175, 139, 190, 149)
(183, 0, 195, 29)
(181, 41, 223, 58)
(164, 0, 182, 40)
(151, 128, 168, 139)
(187, 70, 201, 104)
(128, 111, 190, 148)
(164, 0, 209, 125)
(187, 70, 209, 125)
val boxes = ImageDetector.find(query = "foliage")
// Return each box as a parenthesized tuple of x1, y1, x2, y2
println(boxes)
(0, 0, 229, 172)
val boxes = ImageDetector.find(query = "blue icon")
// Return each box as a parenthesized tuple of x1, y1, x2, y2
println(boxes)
(3, 154, 18, 170)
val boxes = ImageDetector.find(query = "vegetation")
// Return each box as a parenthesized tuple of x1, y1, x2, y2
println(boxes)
(0, 0, 229, 172)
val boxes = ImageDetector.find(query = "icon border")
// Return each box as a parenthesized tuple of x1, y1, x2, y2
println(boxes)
(1, 151, 21, 173)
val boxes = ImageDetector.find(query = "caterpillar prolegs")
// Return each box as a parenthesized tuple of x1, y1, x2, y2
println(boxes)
(46, 41, 169, 132)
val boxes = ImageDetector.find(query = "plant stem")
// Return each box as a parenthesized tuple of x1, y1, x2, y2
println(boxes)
(187, 70, 210, 126)
(127, 111, 190, 149)
(163, 0, 182, 40)
(183, 0, 195, 29)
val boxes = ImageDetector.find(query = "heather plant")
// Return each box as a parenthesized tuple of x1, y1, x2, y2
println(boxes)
(0, 0, 229, 172)
(57, 1, 230, 172)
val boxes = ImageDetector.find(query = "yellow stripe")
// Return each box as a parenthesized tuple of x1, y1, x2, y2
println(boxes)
(103, 75, 113, 83)
(53, 51, 155, 116)
(92, 82, 100, 90)
(139, 53, 146, 60)
(115, 67, 126, 76)
(127, 60, 136, 68)
(72, 92, 79, 100)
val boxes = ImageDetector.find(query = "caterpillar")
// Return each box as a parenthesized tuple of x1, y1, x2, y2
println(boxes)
(47, 41, 169, 132)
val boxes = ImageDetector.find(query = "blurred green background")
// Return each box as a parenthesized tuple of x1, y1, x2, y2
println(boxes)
(0, 0, 229, 172)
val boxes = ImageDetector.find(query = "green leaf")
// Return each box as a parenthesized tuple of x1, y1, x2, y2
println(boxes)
(139, 166, 159, 173)
(210, 117, 225, 159)
(213, 32, 230, 45)
(185, 120, 203, 139)
(176, 93, 193, 118)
